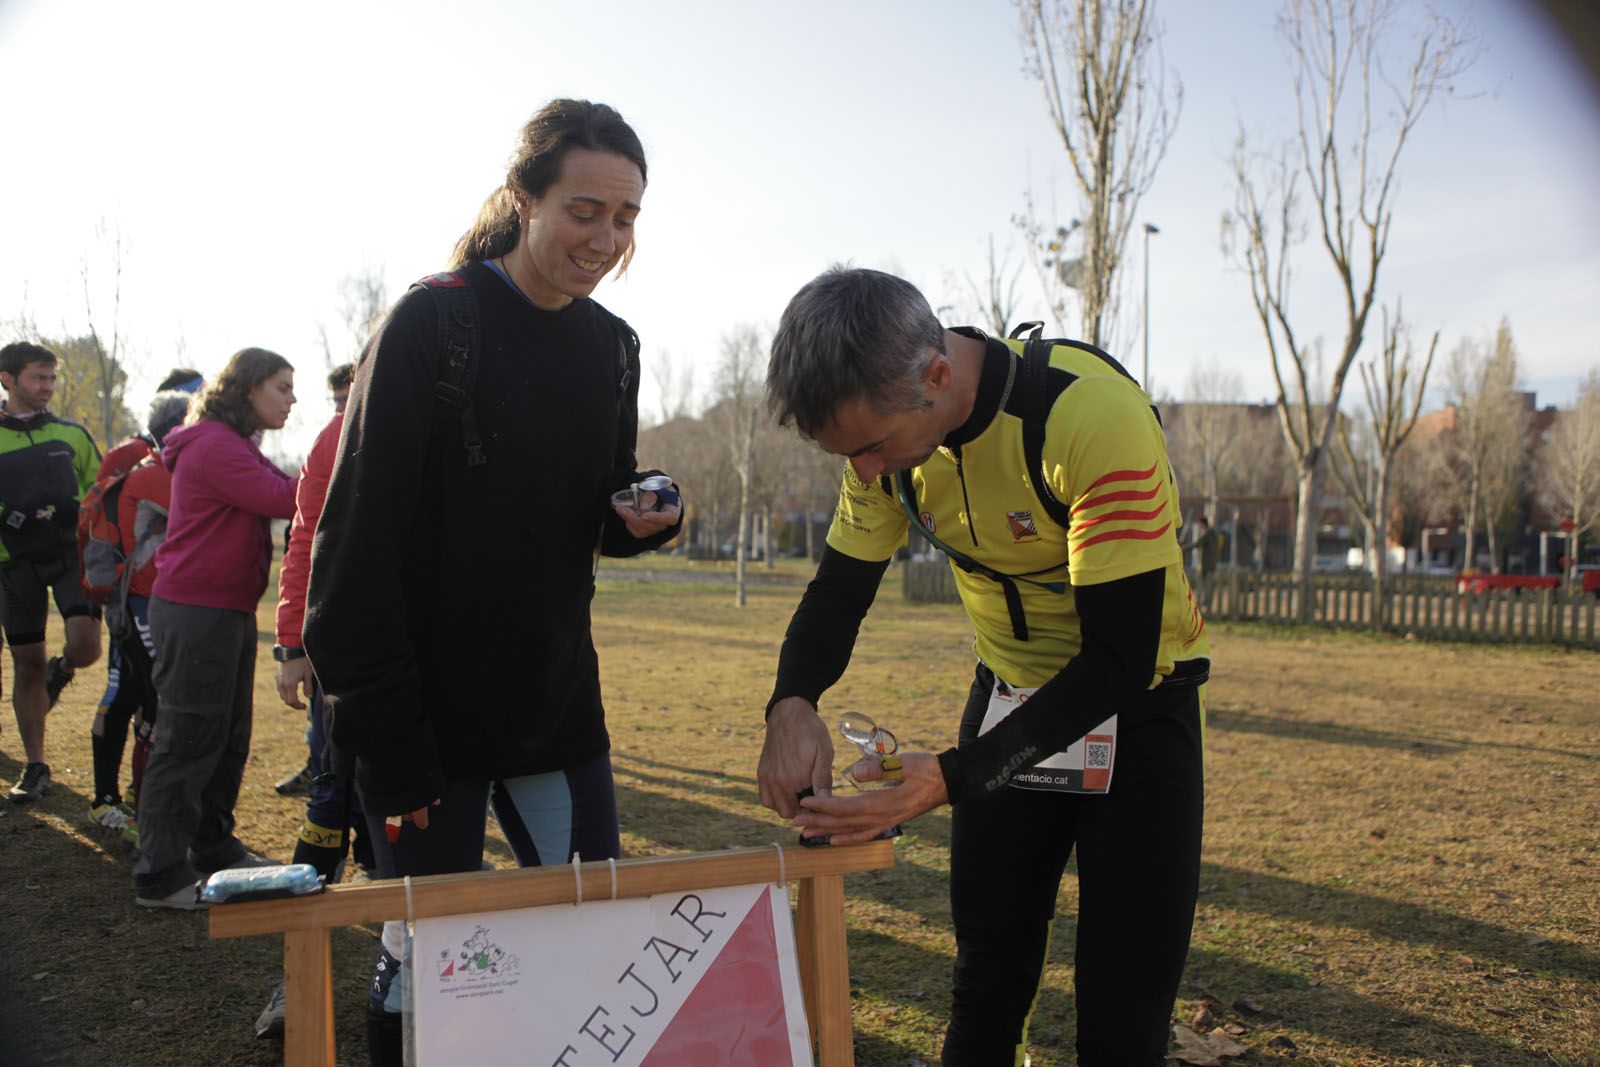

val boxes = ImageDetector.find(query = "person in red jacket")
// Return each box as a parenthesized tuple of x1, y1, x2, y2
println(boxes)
(132, 348, 299, 909)
(86, 389, 192, 842)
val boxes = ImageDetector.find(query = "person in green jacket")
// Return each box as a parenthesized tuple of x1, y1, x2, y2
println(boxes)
(0, 342, 103, 802)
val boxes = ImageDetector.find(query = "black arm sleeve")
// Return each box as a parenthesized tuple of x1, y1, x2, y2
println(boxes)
(598, 326, 682, 557)
(766, 545, 890, 717)
(303, 289, 445, 817)
(936, 566, 1166, 805)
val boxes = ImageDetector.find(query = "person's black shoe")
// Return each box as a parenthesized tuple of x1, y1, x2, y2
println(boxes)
(8, 762, 51, 802)
(44, 656, 74, 709)
(273, 763, 313, 797)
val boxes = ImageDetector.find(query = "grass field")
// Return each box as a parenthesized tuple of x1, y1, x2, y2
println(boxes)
(0, 555, 1596, 1066)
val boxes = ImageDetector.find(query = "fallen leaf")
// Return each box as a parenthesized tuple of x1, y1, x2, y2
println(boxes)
(1267, 1035, 1298, 1051)
(1171, 1023, 1249, 1065)
(1170, 1024, 1223, 1066)
(1223, 1024, 1246, 1036)
(1233, 997, 1263, 1015)
(1190, 1006, 1215, 1030)
(1207, 1028, 1248, 1055)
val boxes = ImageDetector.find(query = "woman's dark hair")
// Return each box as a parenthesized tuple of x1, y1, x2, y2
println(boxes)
(191, 348, 293, 437)
(449, 99, 647, 271)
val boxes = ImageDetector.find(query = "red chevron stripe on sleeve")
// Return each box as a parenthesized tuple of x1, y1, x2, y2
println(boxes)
(1072, 521, 1174, 555)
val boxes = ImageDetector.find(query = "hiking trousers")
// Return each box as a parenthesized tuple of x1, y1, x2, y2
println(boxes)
(942, 664, 1205, 1066)
(133, 597, 256, 896)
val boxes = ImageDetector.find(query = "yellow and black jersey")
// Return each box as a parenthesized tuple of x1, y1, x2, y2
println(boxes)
(826, 330, 1208, 689)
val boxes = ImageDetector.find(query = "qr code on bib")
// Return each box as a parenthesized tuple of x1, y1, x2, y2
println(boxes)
(1085, 741, 1112, 769)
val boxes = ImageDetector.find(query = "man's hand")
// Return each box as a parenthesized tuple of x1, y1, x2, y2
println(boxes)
(612, 489, 682, 540)
(758, 698, 835, 819)
(793, 751, 948, 845)
(275, 657, 315, 710)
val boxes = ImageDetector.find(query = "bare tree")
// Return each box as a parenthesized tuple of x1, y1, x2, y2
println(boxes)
(713, 325, 766, 605)
(78, 220, 142, 445)
(1328, 302, 1437, 617)
(318, 266, 389, 369)
(961, 235, 1025, 336)
(1223, 0, 1470, 611)
(647, 349, 696, 428)
(1014, 0, 1181, 349)
(1443, 321, 1526, 572)
(1539, 371, 1600, 584)
(1167, 360, 1247, 523)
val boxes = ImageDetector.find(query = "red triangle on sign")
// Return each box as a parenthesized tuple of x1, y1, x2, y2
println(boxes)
(638, 892, 800, 1066)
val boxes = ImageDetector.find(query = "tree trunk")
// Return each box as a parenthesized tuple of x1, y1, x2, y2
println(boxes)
(1462, 483, 1480, 572)
(1293, 462, 1320, 620)
(734, 405, 757, 606)
(1373, 460, 1392, 629)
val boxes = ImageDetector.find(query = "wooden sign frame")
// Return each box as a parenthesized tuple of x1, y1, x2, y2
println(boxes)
(209, 841, 895, 1066)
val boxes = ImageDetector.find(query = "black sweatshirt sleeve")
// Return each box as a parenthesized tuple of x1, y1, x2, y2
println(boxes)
(766, 545, 890, 716)
(598, 331, 682, 557)
(304, 288, 446, 817)
(936, 567, 1166, 805)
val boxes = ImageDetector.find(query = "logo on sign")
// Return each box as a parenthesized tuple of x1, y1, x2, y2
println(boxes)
(439, 925, 521, 984)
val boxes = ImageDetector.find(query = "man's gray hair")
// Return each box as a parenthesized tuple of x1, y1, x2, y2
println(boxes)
(147, 389, 194, 447)
(766, 267, 945, 437)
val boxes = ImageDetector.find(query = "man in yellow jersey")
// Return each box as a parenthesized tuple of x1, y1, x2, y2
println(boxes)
(757, 268, 1209, 1066)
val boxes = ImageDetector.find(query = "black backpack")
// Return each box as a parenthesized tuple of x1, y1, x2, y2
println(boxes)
(411, 271, 640, 469)
(889, 322, 1155, 641)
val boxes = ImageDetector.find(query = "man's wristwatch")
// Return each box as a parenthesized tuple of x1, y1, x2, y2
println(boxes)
(272, 645, 306, 663)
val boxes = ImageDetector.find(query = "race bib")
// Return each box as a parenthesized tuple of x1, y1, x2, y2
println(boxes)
(978, 674, 1117, 794)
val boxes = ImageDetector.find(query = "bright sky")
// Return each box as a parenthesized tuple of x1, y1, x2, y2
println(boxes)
(2, 0, 1596, 457)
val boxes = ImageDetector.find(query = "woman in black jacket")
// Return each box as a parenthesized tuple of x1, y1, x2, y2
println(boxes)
(304, 99, 681, 1064)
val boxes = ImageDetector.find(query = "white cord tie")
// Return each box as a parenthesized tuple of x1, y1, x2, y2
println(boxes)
(608, 857, 619, 900)
(770, 841, 787, 886)
(403, 875, 415, 928)
(572, 852, 583, 907)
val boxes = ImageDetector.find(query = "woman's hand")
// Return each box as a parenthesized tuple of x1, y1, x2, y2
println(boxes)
(612, 488, 682, 539)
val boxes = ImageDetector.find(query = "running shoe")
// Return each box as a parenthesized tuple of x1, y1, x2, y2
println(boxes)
(8, 762, 51, 802)
(89, 800, 136, 832)
(273, 763, 313, 797)
(44, 656, 74, 709)
(135, 881, 206, 911)
(255, 979, 286, 1039)
(121, 818, 141, 851)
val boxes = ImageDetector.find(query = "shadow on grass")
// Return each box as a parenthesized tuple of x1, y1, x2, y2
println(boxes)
(1179, 941, 1556, 1066)
(1197, 861, 1600, 983)
(0, 753, 384, 1067)
(1209, 704, 1598, 762)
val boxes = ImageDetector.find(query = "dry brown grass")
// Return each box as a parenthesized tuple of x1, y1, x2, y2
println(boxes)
(1, 556, 1596, 1066)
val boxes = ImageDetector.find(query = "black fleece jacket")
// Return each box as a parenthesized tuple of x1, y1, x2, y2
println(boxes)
(304, 261, 679, 816)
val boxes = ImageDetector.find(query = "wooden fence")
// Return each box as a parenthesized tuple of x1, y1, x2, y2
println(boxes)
(902, 561, 1600, 649)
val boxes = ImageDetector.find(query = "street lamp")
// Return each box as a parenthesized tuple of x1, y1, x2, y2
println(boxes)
(1142, 222, 1160, 389)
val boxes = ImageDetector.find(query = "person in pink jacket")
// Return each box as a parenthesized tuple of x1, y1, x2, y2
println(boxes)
(132, 348, 300, 909)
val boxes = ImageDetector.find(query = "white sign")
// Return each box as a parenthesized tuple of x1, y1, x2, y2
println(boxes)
(412, 881, 812, 1066)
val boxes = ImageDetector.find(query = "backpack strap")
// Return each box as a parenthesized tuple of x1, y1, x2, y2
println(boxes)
(1021, 336, 1074, 530)
(611, 319, 641, 470)
(892, 469, 1065, 642)
(413, 272, 487, 468)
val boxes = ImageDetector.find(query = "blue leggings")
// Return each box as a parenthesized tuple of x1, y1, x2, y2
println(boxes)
(362, 753, 619, 1026)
